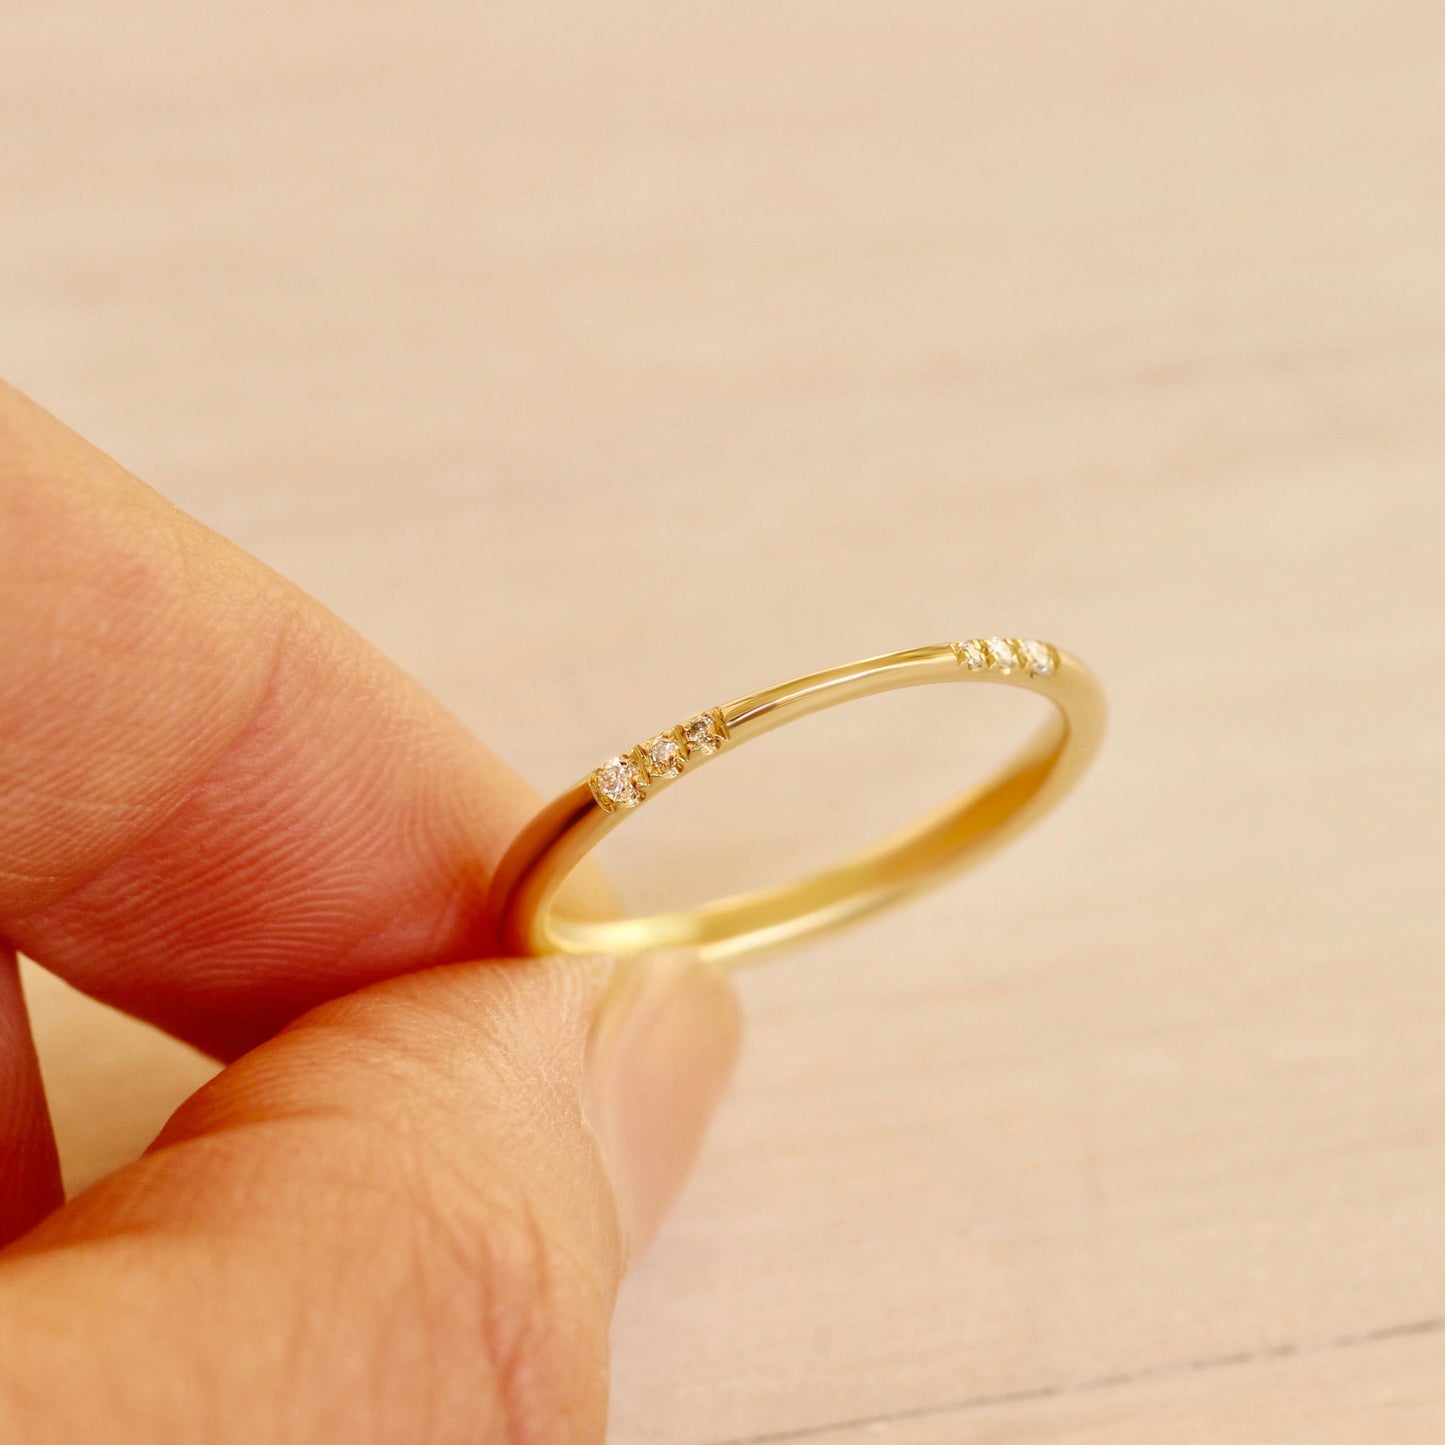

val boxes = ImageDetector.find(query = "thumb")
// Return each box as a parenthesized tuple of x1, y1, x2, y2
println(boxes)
(0, 950, 741, 1444)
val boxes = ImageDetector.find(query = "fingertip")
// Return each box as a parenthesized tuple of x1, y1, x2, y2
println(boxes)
(583, 949, 743, 1258)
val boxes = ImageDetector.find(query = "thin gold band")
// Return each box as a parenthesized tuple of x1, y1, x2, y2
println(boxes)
(489, 638, 1105, 967)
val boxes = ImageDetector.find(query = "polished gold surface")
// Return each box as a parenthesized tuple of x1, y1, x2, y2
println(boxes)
(490, 640, 1104, 964)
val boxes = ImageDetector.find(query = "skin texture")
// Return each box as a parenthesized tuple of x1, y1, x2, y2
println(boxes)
(0, 383, 741, 1443)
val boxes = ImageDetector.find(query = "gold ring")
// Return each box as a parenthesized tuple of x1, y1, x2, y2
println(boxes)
(489, 638, 1105, 967)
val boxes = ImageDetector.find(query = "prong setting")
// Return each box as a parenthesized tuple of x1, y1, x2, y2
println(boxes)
(954, 636, 1058, 678)
(953, 639, 989, 671)
(589, 754, 649, 812)
(984, 637, 1018, 672)
(681, 710, 726, 757)
(640, 729, 687, 779)
(1016, 638, 1058, 677)
(589, 710, 728, 813)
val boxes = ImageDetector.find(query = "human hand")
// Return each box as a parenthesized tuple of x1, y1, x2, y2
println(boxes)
(0, 383, 741, 1442)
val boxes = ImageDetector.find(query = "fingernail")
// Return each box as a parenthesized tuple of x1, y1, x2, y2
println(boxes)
(583, 948, 742, 1259)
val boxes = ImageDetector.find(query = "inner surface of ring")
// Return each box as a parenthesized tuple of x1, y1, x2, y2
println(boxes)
(542, 706, 1071, 964)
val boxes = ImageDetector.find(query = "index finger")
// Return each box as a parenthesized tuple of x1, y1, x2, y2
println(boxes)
(0, 382, 538, 1058)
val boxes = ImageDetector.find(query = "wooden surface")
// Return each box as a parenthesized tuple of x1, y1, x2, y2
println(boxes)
(5, 2, 1445, 1439)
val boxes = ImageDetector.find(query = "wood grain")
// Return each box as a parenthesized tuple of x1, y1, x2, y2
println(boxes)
(5, 1, 1444, 1439)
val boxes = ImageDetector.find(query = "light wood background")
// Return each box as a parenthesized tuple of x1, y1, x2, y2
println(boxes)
(5, 2, 1444, 1440)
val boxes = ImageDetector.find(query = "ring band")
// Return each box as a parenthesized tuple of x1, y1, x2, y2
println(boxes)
(489, 638, 1105, 967)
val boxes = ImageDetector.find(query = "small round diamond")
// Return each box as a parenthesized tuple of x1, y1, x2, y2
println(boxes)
(681, 711, 724, 756)
(957, 639, 988, 671)
(1018, 639, 1057, 677)
(641, 732, 686, 779)
(985, 637, 1019, 672)
(591, 755, 647, 810)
